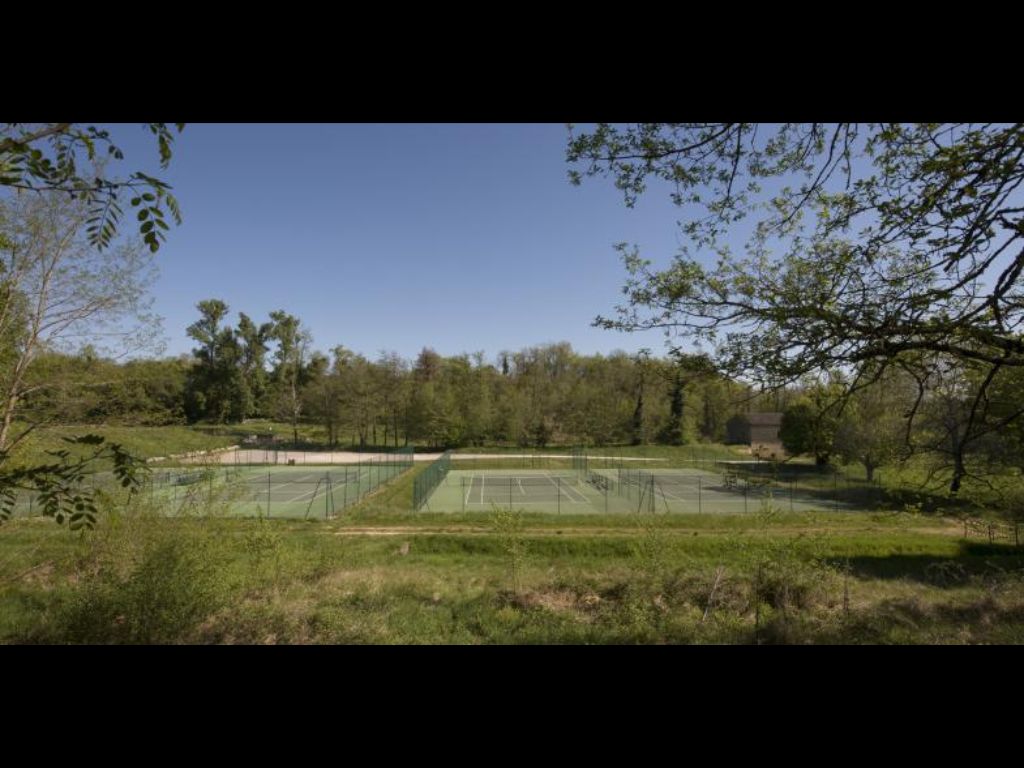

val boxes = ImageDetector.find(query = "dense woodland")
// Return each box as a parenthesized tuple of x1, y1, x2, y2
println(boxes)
(12, 298, 1024, 497)
(17, 299, 758, 449)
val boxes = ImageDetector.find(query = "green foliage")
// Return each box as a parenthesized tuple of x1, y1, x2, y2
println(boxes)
(0, 123, 184, 251)
(491, 506, 529, 595)
(571, 123, 1024, 476)
(243, 514, 284, 584)
(43, 519, 232, 644)
(780, 403, 835, 465)
(0, 435, 145, 529)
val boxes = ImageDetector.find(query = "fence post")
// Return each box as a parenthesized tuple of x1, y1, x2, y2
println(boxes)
(510, 477, 513, 508)
(557, 477, 561, 514)
(267, 472, 271, 518)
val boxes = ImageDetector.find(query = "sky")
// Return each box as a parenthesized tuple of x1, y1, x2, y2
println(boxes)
(106, 123, 695, 364)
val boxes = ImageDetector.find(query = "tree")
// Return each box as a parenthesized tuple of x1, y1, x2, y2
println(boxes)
(833, 369, 911, 481)
(0, 124, 183, 528)
(184, 299, 248, 423)
(236, 312, 273, 417)
(0, 191, 158, 452)
(268, 310, 313, 445)
(779, 380, 844, 466)
(1, 123, 184, 251)
(570, 123, 1024, 443)
(304, 346, 350, 446)
(376, 351, 410, 447)
(779, 403, 835, 467)
(655, 353, 714, 445)
(908, 355, 1024, 494)
(630, 350, 650, 445)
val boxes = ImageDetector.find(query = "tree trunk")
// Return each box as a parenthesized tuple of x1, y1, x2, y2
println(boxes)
(950, 453, 966, 495)
(949, 426, 965, 496)
(631, 383, 645, 446)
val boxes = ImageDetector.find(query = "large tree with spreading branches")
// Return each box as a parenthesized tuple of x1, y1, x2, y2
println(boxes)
(569, 123, 1024, 492)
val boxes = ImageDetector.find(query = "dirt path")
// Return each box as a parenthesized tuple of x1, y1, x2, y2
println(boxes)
(326, 524, 962, 537)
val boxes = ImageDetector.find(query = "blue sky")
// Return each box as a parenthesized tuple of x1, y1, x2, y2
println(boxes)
(108, 123, 693, 363)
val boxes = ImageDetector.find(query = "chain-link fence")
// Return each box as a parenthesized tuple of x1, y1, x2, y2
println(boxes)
(413, 450, 451, 510)
(147, 446, 414, 518)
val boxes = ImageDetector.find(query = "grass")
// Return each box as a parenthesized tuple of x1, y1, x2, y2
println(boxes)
(2, 484, 1023, 644)
(3, 435, 1023, 644)
(7, 423, 238, 467)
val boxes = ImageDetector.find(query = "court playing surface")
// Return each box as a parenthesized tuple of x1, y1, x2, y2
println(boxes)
(419, 468, 866, 515)
(153, 464, 407, 518)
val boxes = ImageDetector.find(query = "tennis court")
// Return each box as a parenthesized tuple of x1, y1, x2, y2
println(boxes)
(612, 467, 866, 514)
(420, 469, 641, 514)
(417, 465, 869, 515)
(150, 459, 412, 519)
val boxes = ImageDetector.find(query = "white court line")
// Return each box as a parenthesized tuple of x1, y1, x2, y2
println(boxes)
(285, 486, 321, 504)
(657, 485, 685, 502)
(561, 482, 588, 504)
(546, 474, 587, 504)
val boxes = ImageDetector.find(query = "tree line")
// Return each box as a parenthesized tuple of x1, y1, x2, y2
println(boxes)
(18, 299, 754, 449)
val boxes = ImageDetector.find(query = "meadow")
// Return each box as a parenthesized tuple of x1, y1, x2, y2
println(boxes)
(2, 433, 1023, 644)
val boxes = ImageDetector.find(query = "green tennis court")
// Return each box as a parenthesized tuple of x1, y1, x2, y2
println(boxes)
(150, 462, 411, 519)
(417, 467, 870, 515)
